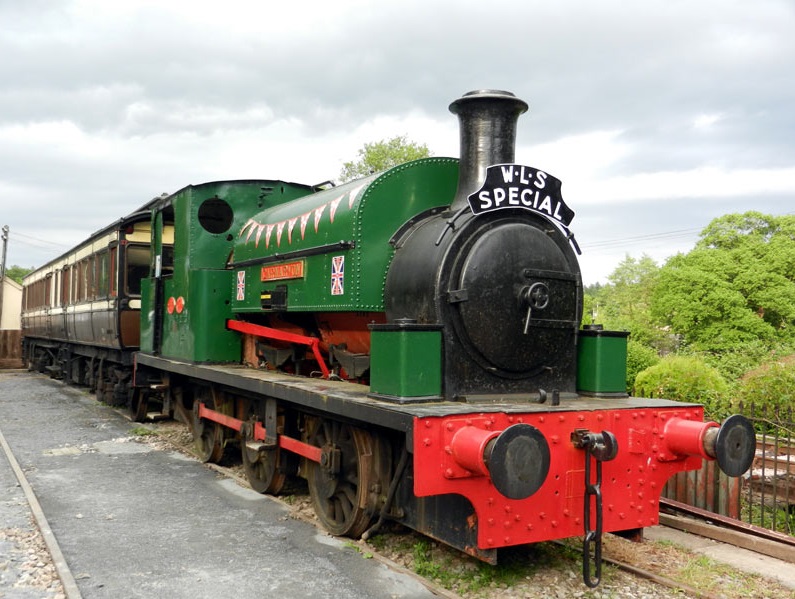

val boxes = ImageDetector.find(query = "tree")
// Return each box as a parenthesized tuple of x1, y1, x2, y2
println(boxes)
(626, 339, 660, 391)
(339, 135, 431, 182)
(696, 212, 782, 251)
(593, 254, 664, 348)
(3, 265, 33, 284)
(652, 252, 777, 350)
(651, 212, 795, 358)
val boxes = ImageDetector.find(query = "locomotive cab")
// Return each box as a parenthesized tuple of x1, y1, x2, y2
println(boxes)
(138, 180, 315, 362)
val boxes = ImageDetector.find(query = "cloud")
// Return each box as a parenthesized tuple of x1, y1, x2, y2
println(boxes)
(0, 0, 793, 284)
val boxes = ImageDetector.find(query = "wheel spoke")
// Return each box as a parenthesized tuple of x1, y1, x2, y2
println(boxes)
(341, 484, 357, 506)
(338, 497, 352, 521)
(322, 420, 334, 444)
(192, 390, 223, 463)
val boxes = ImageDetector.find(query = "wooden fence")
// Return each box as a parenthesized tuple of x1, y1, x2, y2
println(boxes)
(663, 457, 741, 518)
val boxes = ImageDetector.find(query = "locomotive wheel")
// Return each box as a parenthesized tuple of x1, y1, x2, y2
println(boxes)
(240, 421, 285, 494)
(306, 420, 374, 538)
(196, 420, 224, 463)
(129, 388, 149, 423)
(193, 389, 224, 464)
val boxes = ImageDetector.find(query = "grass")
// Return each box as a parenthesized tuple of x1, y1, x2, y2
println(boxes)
(365, 531, 621, 596)
(410, 539, 584, 595)
(129, 426, 156, 436)
(343, 540, 374, 559)
(637, 538, 792, 599)
(677, 553, 767, 597)
(741, 499, 795, 536)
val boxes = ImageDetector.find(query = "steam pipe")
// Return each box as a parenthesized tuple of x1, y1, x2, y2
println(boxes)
(448, 90, 529, 212)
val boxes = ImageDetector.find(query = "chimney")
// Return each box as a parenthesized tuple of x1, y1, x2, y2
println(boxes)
(448, 90, 528, 212)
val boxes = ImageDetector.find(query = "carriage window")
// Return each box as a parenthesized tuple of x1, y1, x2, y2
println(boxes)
(109, 247, 118, 297)
(70, 265, 76, 303)
(62, 268, 70, 305)
(44, 275, 52, 308)
(126, 245, 151, 296)
(53, 271, 60, 307)
(88, 255, 97, 299)
(77, 260, 87, 301)
(97, 251, 110, 297)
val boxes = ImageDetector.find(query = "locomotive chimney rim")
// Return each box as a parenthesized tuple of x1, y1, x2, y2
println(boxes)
(449, 89, 529, 213)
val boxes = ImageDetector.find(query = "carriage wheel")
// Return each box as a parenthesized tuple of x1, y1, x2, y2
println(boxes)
(241, 421, 286, 494)
(306, 419, 375, 538)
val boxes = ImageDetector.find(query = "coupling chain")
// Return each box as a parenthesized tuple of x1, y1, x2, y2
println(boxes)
(571, 429, 618, 588)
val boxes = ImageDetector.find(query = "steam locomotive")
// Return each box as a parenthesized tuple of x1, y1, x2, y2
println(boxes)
(21, 90, 755, 587)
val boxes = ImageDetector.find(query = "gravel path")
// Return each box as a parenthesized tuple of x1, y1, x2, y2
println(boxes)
(1, 438, 65, 598)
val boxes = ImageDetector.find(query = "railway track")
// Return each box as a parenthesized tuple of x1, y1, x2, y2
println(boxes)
(145, 419, 795, 599)
(660, 497, 795, 562)
(1, 374, 793, 599)
(0, 424, 77, 598)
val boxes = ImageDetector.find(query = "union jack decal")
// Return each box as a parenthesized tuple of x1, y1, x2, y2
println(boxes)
(331, 255, 344, 296)
(236, 271, 245, 301)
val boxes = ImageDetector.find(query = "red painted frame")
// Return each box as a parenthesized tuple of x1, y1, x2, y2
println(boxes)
(226, 318, 330, 379)
(197, 401, 323, 463)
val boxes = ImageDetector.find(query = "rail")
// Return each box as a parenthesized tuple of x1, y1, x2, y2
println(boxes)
(0, 423, 81, 598)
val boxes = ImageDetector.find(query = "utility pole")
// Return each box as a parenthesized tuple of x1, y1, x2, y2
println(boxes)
(0, 225, 8, 328)
(0, 225, 7, 278)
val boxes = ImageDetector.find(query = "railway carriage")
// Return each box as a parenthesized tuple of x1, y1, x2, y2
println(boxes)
(22, 211, 152, 402)
(22, 90, 755, 587)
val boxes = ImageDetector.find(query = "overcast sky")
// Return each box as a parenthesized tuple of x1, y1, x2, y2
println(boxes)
(1, 0, 793, 284)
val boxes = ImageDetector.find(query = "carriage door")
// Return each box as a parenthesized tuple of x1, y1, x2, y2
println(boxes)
(148, 206, 174, 354)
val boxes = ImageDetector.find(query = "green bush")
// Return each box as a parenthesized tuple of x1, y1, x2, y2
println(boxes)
(634, 355, 730, 420)
(701, 339, 781, 381)
(626, 339, 660, 391)
(737, 357, 795, 418)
